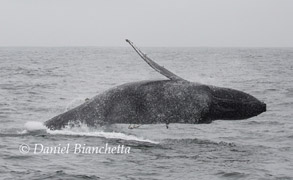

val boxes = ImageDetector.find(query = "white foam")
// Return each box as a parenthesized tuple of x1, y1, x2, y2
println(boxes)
(17, 129, 28, 134)
(24, 121, 47, 131)
(46, 125, 159, 144)
(23, 121, 159, 144)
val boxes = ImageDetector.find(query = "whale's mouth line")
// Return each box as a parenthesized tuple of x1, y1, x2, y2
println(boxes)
(211, 95, 261, 105)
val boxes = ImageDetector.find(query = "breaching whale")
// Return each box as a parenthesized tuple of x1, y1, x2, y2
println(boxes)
(45, 39, 266, 130)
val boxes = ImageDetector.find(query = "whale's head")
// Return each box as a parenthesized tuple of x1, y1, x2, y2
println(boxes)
(208, 86, 266, 120)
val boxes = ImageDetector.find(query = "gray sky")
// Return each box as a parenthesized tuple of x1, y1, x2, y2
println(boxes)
(0, 0, 292, 47)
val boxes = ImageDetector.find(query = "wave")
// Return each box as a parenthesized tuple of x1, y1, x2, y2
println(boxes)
(4, 170, 100, 180)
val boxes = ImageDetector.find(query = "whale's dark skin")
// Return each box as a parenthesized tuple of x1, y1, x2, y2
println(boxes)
(45, 40, 266, 130)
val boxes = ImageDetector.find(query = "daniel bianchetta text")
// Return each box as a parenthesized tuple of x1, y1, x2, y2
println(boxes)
(19, 143, 131, 154)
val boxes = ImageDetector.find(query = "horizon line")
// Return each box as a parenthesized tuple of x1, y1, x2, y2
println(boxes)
(0, 45, 292, 48)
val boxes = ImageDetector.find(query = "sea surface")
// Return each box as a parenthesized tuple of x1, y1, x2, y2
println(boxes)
(0, 47, 293, 180)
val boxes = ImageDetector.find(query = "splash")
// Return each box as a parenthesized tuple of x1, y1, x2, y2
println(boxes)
(65, 97, 88, 111)
(46, 125, 158, 144)
(24, 121, 47, 131)
(22, 121, 159, 144)
(46, 123, 159, 144)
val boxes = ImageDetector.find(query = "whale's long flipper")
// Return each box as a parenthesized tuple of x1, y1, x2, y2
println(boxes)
(126, 39, 186, 81)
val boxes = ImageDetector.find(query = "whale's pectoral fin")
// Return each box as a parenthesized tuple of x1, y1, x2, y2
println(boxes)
(126, 39, 187, 81)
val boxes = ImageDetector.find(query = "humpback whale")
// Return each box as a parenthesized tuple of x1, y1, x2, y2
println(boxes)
(45, 40, 266, 130)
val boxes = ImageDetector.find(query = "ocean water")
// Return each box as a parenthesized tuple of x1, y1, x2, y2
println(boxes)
(0, 47, 293, 180)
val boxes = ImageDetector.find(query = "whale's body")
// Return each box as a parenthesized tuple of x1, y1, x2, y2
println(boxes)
(45, 40, 266, 130)
(46, 80, 209, 129)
